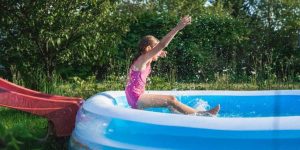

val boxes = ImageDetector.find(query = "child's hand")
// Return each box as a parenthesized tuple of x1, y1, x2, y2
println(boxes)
(176, 15, 192, 30)
(158, 50, 167, 58)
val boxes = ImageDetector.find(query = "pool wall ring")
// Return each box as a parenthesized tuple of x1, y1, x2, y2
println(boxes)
(70, 90, 300, 150)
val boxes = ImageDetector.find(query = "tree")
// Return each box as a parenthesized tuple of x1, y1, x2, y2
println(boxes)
(0, 0, 127, 82)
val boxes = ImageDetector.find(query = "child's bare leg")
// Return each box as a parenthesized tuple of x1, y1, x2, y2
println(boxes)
(168, 106, 181, 114)
(137, 94, 196, 114)
(137, 94, 220, 115)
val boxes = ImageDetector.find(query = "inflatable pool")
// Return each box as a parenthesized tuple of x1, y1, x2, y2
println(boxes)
(69, 90, 300, 150)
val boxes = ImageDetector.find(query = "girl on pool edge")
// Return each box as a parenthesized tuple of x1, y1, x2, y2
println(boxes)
(125, 16, 220, 116)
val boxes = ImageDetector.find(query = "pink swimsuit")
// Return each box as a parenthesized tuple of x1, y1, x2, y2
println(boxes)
(125, 64, 151, 109)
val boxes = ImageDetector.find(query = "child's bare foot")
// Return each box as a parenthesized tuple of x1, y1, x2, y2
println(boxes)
(207, 104, 220, 115)
(196, 104, 220, 116)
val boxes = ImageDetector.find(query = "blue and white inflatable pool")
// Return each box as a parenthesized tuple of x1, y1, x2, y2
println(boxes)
(69, 90, 300, 150)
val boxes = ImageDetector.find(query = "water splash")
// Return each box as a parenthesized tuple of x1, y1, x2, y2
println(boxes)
(193, 98, 210, 111)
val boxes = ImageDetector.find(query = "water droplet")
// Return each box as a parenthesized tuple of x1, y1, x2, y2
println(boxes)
(108, 129, 114, 133)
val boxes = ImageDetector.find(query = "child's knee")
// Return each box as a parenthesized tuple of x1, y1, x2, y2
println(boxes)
(167, 96, 177, 105)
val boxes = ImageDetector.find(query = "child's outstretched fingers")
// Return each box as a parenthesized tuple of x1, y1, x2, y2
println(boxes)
(187, 16, 192, 24)
(182, 16, 192, 24)
(177, 15, 192, 30)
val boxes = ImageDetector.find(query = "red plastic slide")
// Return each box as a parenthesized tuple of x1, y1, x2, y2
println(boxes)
(0, 78, 84, 137)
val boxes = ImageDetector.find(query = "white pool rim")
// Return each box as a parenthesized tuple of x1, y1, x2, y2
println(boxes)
(82, 90, 300, 131)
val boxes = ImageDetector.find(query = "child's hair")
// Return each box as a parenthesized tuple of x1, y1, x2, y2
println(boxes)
(130, 35, 159, 66)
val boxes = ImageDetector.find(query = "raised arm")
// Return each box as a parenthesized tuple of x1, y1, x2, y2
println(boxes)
(142, 16, 192, 62)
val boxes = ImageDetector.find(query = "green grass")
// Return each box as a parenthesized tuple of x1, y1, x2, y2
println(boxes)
(0, 77, 299, 150)
(0, 108, 68, 150)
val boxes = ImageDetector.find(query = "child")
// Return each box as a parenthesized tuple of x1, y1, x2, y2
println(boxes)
(125, 16, 220, 116)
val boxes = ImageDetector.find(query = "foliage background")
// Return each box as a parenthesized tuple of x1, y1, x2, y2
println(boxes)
(1, 0, 299, 88)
